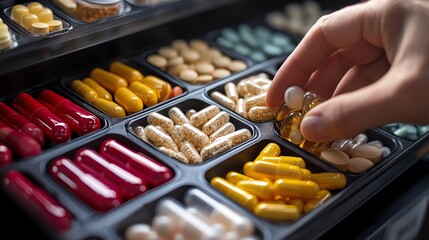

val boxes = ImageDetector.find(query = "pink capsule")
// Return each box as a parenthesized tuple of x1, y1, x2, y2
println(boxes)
(0, 102, 45, 146)
(50, 156, 123, 212)
(0, 120, 41, 158)
(37, 90, 101, 136)
(0, 142, 12, 166)
(99, 139, 173, 187)
(3, 170, 72, 231)
(74, 148, 149, 200)
(12, 93, 71, 144)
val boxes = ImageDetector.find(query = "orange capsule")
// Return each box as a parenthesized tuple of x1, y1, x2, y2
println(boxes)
(70, 79, 98, 103)
(114, 87, 143, 114)
(128, 81, 158, 107)
(93, 98, 126, 118)
(90, 68, 128, 93)
(82, 77, 112, 101)
(141, 75, 172, 102)
(109, 61, 144, 83)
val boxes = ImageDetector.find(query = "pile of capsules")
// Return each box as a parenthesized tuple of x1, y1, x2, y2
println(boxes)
(124, 188, 258, 240)
(146, 39, 248, 84)
(275, 86, 391, 173)
(211, 142, 347, 221)
(70, 61, 183, 118)
(10, 2, 64, 34)
(210, 73, 280, 122)
(49, 138, 173, 212)
(134, 105, 252, 164)
(0, 89, 101, 166)
(216, 24, 296, 62)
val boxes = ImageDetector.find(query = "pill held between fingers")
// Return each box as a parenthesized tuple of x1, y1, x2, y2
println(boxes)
(284, 86, 305, 110)
(319, 148, 349, 172)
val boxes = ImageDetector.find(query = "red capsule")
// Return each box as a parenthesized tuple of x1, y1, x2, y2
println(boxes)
(37, 90, 101, 136)
(0, 142, 12, 166)
(74, 148, 149, 200)
(12, 93, 71, 144)
(0, 120, 41, 158)
(99, 139, 173, 187)
(0, 102, 45, 146)
(3, 170, 72, 231)
(50, 156, 123, 212)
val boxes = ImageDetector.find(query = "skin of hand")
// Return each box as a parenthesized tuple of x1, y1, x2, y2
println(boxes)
(266, 0, 429, 143)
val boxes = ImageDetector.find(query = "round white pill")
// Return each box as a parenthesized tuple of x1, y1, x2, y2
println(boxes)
(284, 86, 305, 110)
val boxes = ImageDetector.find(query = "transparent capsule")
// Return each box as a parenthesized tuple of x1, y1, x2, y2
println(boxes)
(168, 107, 190, 125)
(330, 139, 353, 155)
(186, 109, 197, 118)
(381, 146, 392, 158)
(275, 104, 293, 129)
(210, 91, 236, 111)
(278, 110, 303, 144)
(170, 125, 185, 149)
(244, 93, 266, 111)
(180, 141, 203, 164)
(209, 122, 235, 142)
(224, 82, 239, 102)
(159, 146, 189, 164)
(301, 91, 323, 115)
(181, 123, 211, 151)
(202, 111, 230, 136)
(235, 98, 247, 119)
(301, 139, 330, 154)
(144, 125, 179, 152)
(134, 125, 148, 142)
(350, 133, 368, 147)
(190, 105, 220, 128)
(222, 129, 251, 147)
(147, 112, 174, 134)
(248, 106, 279, 122)
(201, 137, 233, 161)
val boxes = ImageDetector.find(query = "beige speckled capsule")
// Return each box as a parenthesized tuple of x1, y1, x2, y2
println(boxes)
(170, 125, 184, 149)
(235, 98, 247, 119)
(201, 111, 230, 136)
(244, 93, 267, 111)
(246, 80, 265, 96)
(147, 112, 174, 135)
(222, 129, 252, 147)
(144, 125, 179, 152)
(189, 105, 220, 128)
(209, 122, 235, 142)
(210, 91, 236, 111)
(168, 107, 190, 125)
(134, 125, 148, 142)
(224, 82, 239, 102)
(251, 77, 272, 86)
(180, 141, 203, 164)
(248, 106, 279, 122)
(200, 137, 233, 161)
(237, 79, 249, 97)
(181, 123, 211, 151)
(158, 147, 189, 164)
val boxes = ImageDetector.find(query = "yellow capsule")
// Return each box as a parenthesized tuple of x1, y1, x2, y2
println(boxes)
(141, 75, 172, 102)
(210, 177, 258, 211)
(310, 172, 347, 190)
(260, 156, 306, 168)
(129, 81, 158, 107)
(303, 189, 332, 213)
(274, 179, 320, 199)
(82, 77, 112, 101)
(226, 171, 254, 184)
(70, 79, 98, 103)
(109, 61, 144, 83)
(114, 87, 143, 114)
(243, 162, 270, 180)
(255, 142, 281, 161)
(300, 168, 312, 180)
(20, 13, 39, 31)
(11, 5, 29, 23)
(252, 160, 304, 180)
(288, 198, 304, 214)
(236, 179, 274, 201)
(93, 98, 126, 118)
(254, 202, 300, 221)
(90, 68, 128, 93)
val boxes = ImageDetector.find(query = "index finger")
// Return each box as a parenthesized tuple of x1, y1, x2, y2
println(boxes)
(265, 1, 382, 106)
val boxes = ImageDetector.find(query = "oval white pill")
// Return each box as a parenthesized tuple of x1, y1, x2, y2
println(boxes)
(284, 86, 304, 110)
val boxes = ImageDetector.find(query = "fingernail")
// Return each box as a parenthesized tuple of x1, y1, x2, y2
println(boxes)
(301, 115, 328, 140)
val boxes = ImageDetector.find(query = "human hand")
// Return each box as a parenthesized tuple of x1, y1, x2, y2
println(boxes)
(266, 0, 429, 143)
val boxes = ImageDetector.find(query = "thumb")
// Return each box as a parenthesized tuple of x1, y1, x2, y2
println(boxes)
(300, 82, 395, 142)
